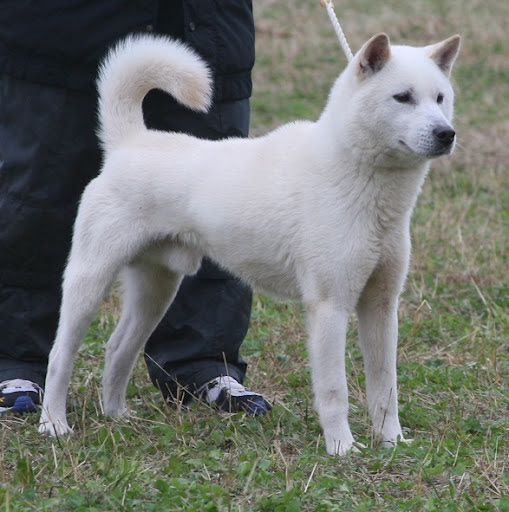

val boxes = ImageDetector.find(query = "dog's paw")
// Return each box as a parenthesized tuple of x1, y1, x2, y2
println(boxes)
(104, 405, 130, 418)
(38, 419, 73, 437)
(378, 436, 413, 449)
(325, 433, 363, 457)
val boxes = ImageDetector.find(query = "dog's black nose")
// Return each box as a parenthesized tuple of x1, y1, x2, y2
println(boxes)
(433, 126, 456, 145)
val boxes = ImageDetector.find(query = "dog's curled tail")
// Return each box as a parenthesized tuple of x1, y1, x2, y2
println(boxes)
(97, 34, 213, 152)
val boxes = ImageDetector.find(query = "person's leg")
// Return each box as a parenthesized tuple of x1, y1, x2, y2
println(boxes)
(0, 75, 100, 401)
(142, 91, 268, 412)
(145, 259, 252, 403)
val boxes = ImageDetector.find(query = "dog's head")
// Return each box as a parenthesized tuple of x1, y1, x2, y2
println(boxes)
(341, 33, 461, 163)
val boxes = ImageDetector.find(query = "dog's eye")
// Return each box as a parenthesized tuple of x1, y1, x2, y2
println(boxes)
(393, 92, 413, 104)
(437, 93, 444, 104)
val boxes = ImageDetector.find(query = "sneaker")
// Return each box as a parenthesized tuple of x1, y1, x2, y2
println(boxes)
(0, 379, 43, 413)
(198, 376, 272, 416)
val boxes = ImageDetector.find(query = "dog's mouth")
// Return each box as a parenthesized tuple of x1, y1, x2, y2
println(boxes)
(398, 139, 454, 159)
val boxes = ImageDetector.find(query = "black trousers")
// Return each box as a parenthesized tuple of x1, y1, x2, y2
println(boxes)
(0, 75, 252, 398)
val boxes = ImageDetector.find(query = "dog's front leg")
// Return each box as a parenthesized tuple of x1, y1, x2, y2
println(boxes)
(357, 265, 405, 448)
(305, 301, 355, 456)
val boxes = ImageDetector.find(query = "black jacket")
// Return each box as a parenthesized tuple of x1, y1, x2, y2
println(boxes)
(0, 0, 255, 100)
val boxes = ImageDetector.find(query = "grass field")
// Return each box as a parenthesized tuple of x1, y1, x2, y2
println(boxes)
(1, 1, 508, 511)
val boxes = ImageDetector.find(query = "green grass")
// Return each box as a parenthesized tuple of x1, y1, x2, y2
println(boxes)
(2, 0, 508, 510)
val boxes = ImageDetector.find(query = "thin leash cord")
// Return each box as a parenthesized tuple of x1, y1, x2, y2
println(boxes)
(320, 0, 354, 62)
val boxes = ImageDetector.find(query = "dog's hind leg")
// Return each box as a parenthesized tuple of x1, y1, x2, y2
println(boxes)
(102, 261, 183, 418)
(39, 258, 120, 436)
(305, 300, 356, 456)
(39, 188, 150, 436)
(357, 262, 406, 448)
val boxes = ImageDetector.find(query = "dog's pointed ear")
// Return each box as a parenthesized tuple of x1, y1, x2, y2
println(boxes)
(427, 35, 461, 76)
(357, 33, 391, 79)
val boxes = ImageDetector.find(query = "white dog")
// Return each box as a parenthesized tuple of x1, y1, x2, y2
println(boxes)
(39, 32, 460, 456)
